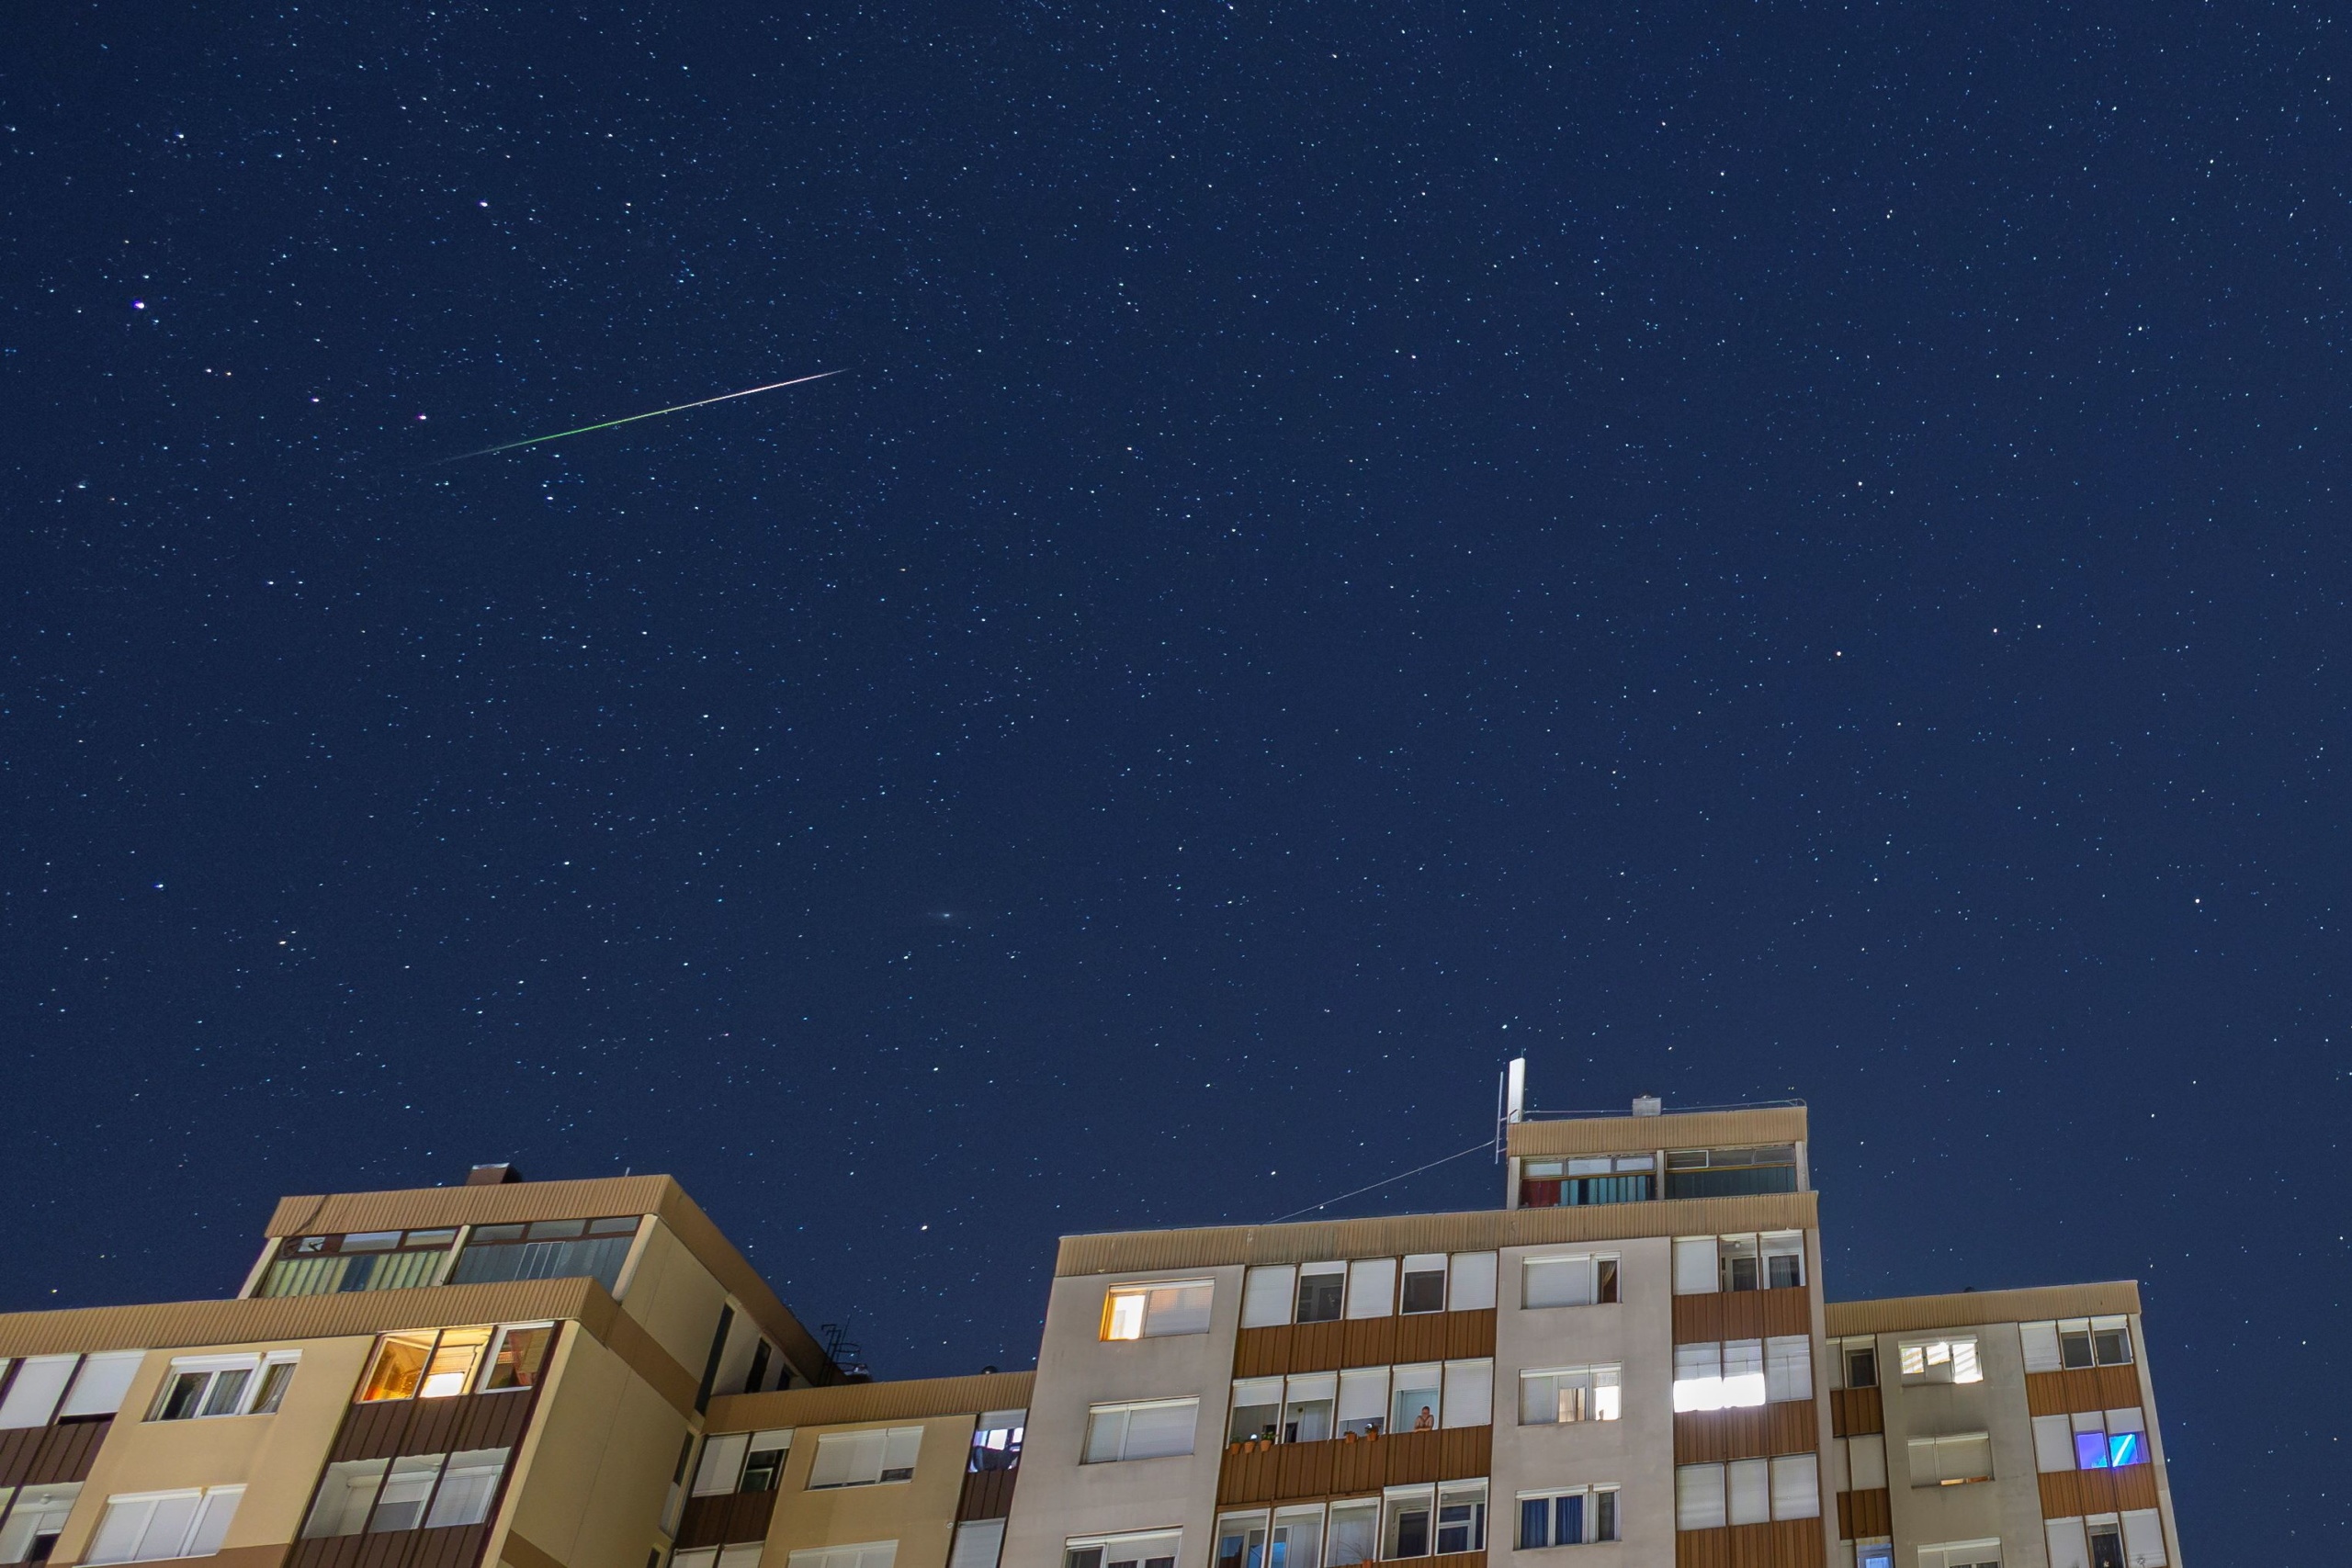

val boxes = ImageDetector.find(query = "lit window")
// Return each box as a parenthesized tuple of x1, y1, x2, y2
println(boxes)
(1101, 1280, 1213, 1340)
(1897, 1337, 1982, 1385)
(356, 1325, 536, 1402)
(968, 1409, 1023, 1472)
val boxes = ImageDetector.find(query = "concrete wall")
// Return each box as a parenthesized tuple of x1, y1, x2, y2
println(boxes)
(1004, 1264, 1247, 1568)
(622, 1222, 733, 1383)
(1490, 1235, 1675, 1568)
(496, 1325, 691, 1568)
(763, 1413, 976, 1568)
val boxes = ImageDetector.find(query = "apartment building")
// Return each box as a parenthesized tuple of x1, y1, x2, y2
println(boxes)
(0, 1097, 2180, 1568)
(1003, 1101, 2181, 1568)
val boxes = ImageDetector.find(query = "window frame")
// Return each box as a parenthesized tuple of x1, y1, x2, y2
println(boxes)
(149, 1352, 300, 1422)
(1519, 1364, 1622, 1426)
(1101, 1280, 1216, 1342)
(1080, 1398, 1199, 1464)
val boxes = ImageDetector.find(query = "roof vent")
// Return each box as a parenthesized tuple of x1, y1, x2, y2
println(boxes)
(1631, 1095, 1662, 1118)
(467, 1162, 524, 1186)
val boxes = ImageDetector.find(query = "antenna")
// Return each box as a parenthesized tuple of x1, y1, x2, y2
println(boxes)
(1494, 1056, 1526, 1162)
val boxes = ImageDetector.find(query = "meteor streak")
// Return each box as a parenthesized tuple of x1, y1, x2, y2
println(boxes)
(439, 369, 848, 460)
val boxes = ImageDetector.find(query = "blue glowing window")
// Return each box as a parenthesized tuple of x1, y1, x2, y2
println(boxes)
(2074, 1431, 2111, 1470)
(2108, 1431, 2144, 1467)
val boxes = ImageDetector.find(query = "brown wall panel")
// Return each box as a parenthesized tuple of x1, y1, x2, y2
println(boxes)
(0, 1427, 39, 1488)
(1675, 1517, 1823, 1568)
(2038, 1464, 2160, 1519)
(1829, 1388, 1883, 1438)
(331, 1400, 418, 1462)
(1836, 1489, 1891, 1540)
(1443, 1311, 1498, 1360)
(27, 1418, 110, 1485)
(407, 1524, 489, 1568)
(957, 1467, 1017, 1522)
(1341, 1317, 1398, 1369)
(1290, 1322, 1346, 1371)
(678, 1490, 779, 1548)
(2024, 1367, 2144, 1416)
(1674, 1401, 1817, 1464)
(1217, 1427, 1492, 1506)
(1671, 1288, 1813, 1344)
(1394, 1314, 1448, 1363)
(1234, 1326, 1291, 1379)
(1420, 1554, 1485, 1568)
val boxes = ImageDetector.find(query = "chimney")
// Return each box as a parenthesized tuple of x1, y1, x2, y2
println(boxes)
(466, 1163, 524, 1186)
(1631, 1095, 1662, 1118)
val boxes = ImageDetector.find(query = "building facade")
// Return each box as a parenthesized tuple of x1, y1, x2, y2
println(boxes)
(0, 1104, 2180, 1568)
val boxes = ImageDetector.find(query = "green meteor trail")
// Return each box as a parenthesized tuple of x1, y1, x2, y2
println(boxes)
(440, 369, 848, 460)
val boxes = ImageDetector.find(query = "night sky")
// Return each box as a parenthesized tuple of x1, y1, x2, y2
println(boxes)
(6, 1, 2347, 1555)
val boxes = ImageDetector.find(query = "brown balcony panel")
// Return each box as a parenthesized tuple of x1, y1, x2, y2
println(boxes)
(1670, 1288, 1813, 1343)
(957, 1466, 1018, 1521)
(0, 1418, 113, 1487)
(2037, 1464, 2159, 1519)
(2024, 1367, 2143, 1416)
(329, 1393, 537, 1464)
(1218, 1427, 1493, 1506)
(290, 1524, 487, 1568)
(1674, 1401, 1817, 1465)
(1675, 1517, 1824, 1568)
(1836, 1488, 1891, 1540)
(678, 1490, 779, 1549)
(1422, 1554, 1486, 1568)
(1829, 1387, 1883, 1438)
(1232, 1312, 1497, 1378)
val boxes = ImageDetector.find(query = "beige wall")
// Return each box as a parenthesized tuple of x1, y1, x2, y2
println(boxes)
(494, 1325, 690, 1568)
(762, 1413, 975, 1568)
(1490, 1235, 1675, 1568)
(620, 1222, 733, 1382)
(1004, 1264, 1247, 1568)
(50, 1335, 374, 1562)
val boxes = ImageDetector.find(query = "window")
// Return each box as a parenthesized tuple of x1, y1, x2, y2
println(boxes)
(1382, 1485, 1434, 1559)
(1399, 1257, 1446, 1314)
(0, 1483, 80, 1563)
(1215, 1507, 1325, 1568)
(85, 1486, 243, 1564)
(1918, 1541, 2000, 1568)
(1676, 1458, 1815, 1529)
(1230, 1378, 1283, 1444)
(1242, 1267, 1296, 1328)
(1441, 1360, 1492, 1428)
(1283, 1373, 1336, 1443)
(1898, 1338, 1982, 1385)
(950, 1522, 1006, 1568)
(262, 1229, 459, 1296)
(1083, 1398, 1196, 1462)
(481, 1325, 555, 1391)
(1841, 1342, 1879, 1390)
(1838, 1433, 1888, 1490)
(1766, 1336, 1813, 1402)
(300, 1449, 510, 1537)
(1907, 1433, 1994, 1486)
(808, 1427, 923, 1487)
(1519, 1156, 1657, 1208)
(1102, 1280, 1214, 1341)
(1671, 1233, 1804, 1294)
(787, 1544, 898, 1568)
(357, 1327, 492, 1401)
(1434, 1483, 1487, 1554)
(1296, 1265, 1346, 1324)
(1673, 1341, 1779, 1411)
(60, 1352, 147, 1420)
(970, 1409, 1023, 1472)
(1856, 1544, 1894, 1568)
(1339, 1368, 1387, 1438)
(448, 1216, 639, 1292)
(693, 1433, 748, 1495)
(1520, 1366, 1621, 1425)
(2022, 1316, 2133, 1374)
(2035, 1410, 2148, 1472)
(1515, 1486, 1618, 1548)
(1389, 1365, 1442, 1434)
(1064, 1531, 1180, 1568)
(0, 1356, 81, 1428)
(1663, 1145, 1799, 1200)
(1521, 1255, 1618, 1309)
(151, 1353, 300, 1420)
(1327, 1502, 1377, 1568)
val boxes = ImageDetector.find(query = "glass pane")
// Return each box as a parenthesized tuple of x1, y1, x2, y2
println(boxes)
(483, 1326, 555, 1391)
(368, 1453, 446, 1532)
(1327, 1504, 1377, 1568)
(422, 1328, 492, 1398)
(359, 1335, 435, 1403)
(156, 1371, 209, 1421)
(253, 1361, 298, 1415)
(302, 1460, 387, 1538)
(199, 1368, 253, 1417)
(424, 1449, 509, 1528)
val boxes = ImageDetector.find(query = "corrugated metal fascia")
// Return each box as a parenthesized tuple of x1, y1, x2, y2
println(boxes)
(1507, 1108, 1808, 1159)
(1055, 1193, 1818, 1277)
(264, 1177, 677, 1237)
(705, 1371, 1038, 1432)
(0, 1278, 605, 1358)
(1824, 1281, 2143, 1337)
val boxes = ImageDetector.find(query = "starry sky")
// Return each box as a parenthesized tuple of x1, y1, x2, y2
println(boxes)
(6, 0, 2346, 1555)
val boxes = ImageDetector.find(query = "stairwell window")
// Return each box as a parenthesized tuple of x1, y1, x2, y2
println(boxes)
(1898, 1338, 1982, 1385)
(1520, 1365, 1620, 1425)
(1084, 1398, 1197, 1462)
(1521, 1255, 1618, 1309)
(1102, 1280, 1214, 1340)
(1907, 1432, 1994, 1487)
(808, 1427, 923, 1487)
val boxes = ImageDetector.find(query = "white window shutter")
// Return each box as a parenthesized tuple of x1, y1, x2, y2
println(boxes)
(187, 1488, 243, 1558)
(694, 1433, 749, 1495)
(1675, 1465, 1725, 1530)
(1448, 1252, 1498, 1311)
(1521, 1258, 1584, 1309)
(1770, 1454, 1819, 1518)
(2033, 1415, 2075, 1473)
(86, 1497, 156, 1565)
(0, 1355, 78, 1429)
(716, 1548, 765, 1568)
(138, 1493, 204, 1559)
(1726, 1458, 1770, 1525)
(2021, 1320, 2064, 1373)
(2120, 1510, 2167, 1566)
(1120, 1401, 1196, 1460)
(59, 1351, 146, 1418)
(1241, 1267, 1295, 1328)
(1440, 1360, 1491, 1428)
(2044, 1518, 2089, 1568)
(950, 1520, 1007, 1568)
(1765, 1336, 1811, 1402)
(882, 1427, 923, 1476)
(1674, 1237, 1719, 1294)
(1345, 1258, 1396, 1319)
